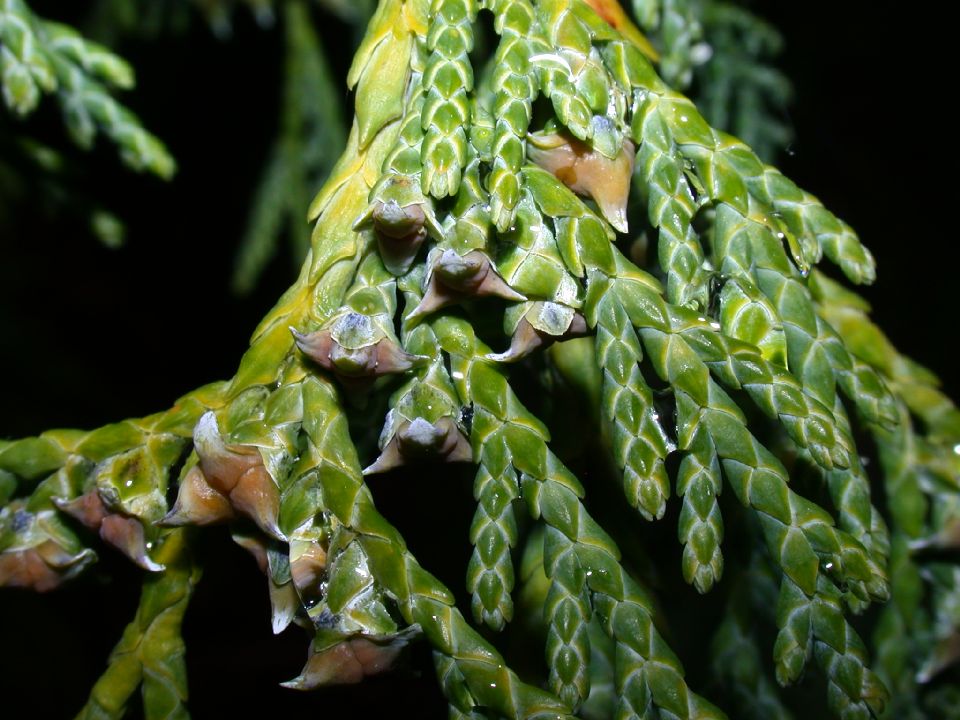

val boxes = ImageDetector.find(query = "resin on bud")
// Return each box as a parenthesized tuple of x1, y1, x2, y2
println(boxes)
(407, 249, 525, 321)
(528, 132, 635, 232)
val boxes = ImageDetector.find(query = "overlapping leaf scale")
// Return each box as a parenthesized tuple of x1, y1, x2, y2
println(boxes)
(369, 69, 429, 208)
(401, 269, 517, 634)
(709, 206, 891, 562)
(813, 274, 960, 709)
(580, 266, 889, 711)
(485, 0, 538, 231)
(776, 576, 888, 719)
(543, 528, 593, 709)
(598, 33, 874, 286)
(498, 190, 583, 307)
(420, 0, 476, 198)
(631, 89, 711, 310)
(674, 401, 724, 593)
(596, 34, 881, 539)
(466, 461, 519, 631)
(519, 0, 592, 140)
(594, 290, 673, 521)
(301, 373, 572, 719)
(665, 306, 853, 473)
(657, 0, 701, 89)
(537, 0, 628, 156)
(704, 156, 892, 432)
(630, 297, 884, 596)
(434, 652, 488, 720)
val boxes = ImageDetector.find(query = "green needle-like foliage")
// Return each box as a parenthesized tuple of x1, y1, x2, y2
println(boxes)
(1, 0, 173, 177)
(2, 1, 959, 718)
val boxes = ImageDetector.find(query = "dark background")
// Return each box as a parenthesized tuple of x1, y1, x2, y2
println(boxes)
(0, 1, 952, 717)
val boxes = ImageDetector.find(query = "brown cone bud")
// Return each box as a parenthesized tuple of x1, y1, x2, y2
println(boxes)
(487, 310, 589, 364)
(193, 412, 284, 541)
(99, 514, 164, 571)
(292, 329, 427, 382)
(407, 250, 526, 321)
(281, 626, 421, 689)
(55, 491, 163, 571)
(363, 417, 472, 475)
(0, 540, 94, 592)
(372, 199, 426, 240)
(528, 134, 635, 232)
(160, 466, 236, 527)
(54, 491, 109, 529)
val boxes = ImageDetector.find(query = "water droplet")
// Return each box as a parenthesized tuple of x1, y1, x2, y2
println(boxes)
(825, 562, 834, 570)
(125, 479, 133, 488)
(680, 115, 689, 123)
(953, 443, 960, 455)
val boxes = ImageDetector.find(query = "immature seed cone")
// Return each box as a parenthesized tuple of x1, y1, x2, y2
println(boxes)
(0, 506, 96, 591)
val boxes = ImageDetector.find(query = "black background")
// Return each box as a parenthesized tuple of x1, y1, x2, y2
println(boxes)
(0, 1, 953, 717)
